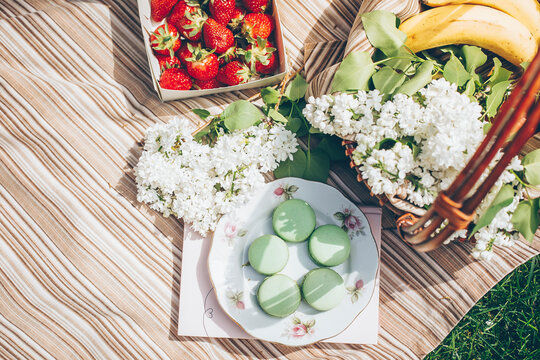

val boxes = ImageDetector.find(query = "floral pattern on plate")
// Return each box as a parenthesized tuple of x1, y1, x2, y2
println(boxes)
(283, 315, 316, 339)
(226, 289, 245, 310)
(273, 184, 299, 200)
(347, 279, 364, 303)
(223, 222, 247, 246)
(334, 208, 366, 236)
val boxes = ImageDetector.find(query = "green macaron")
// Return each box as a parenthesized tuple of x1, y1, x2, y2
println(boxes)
(308, 224, 351, 267)
(248, 235, 289, 275)
(302, 268, 345, 311)
(257, 274, 301, 317)
(272, 199, 316, 243)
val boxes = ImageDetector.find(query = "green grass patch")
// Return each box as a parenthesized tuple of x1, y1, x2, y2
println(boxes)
(426, 255, 539, 360)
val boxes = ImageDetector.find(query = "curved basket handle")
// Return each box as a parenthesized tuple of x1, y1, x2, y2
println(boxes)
(399, 47, 540, 252)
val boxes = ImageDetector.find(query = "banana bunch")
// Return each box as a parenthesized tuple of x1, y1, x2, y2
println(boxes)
(399, 0, 540, 65)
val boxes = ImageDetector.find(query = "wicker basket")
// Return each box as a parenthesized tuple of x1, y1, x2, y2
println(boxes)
(306, 0, 540, 251)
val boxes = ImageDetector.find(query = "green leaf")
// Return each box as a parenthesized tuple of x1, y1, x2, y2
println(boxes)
(443, 54, 470, 87)
(374, 48, 414, 72)
(396, 60, 434, 96)
(361, 10, 407, 56)
(331, 51, 375, 93)
(192, 108, 211, 120)
(274, 149, 307, 179)
(308, 126, 321, 134)
(317, 136, 348, 162)
(375, 138, 397, 150)
(285, 117, 302, 133)
(469, 184, 515, 238)
(222, 100, 264, 131)
(261, 87, 280, 105)
(268, 108, 288, 124)
(372, 66, 407, 95)
(521, 61, 530, 71)
(485, 81, 510, 118)
(463, 79, 476, 98)
(511, 198, 540, 242)
(461, 45, 487, 73)
(303, 148, 330, 183)
(522, 149, 540, 185)
(285, 74, 308, 101)
(439, 45, 461, 57)
(488, 58, 512, 85)
(334, 212, 345, 221)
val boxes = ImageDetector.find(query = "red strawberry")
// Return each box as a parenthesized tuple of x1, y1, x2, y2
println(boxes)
(150, 23, 181, 58)
(194, 78, 221, 90)
(185, 47, 219, 80)
(263, 13, 275, 33)
(242, 0, 268, 13)
(156, 54, 182, 71)
(177, 4, 207, 41)
(204, 18, 234, 54)
(209, 0, 235, 26)
(218, 45, 238, 66)
(217, 61, 251, 85)
(242, 13, 272, 42)
(177, 42, 196, 65)
(159, 68, 192, 90)
(245, 38, 277, 74)
(167, 1, 187, 29)
(228, 8, 246, 31)
(151, 0, 179, 22)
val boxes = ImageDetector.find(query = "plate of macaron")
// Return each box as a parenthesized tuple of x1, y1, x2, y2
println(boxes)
(208, 177, 379, 345)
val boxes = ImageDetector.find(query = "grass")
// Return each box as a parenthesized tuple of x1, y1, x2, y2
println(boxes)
(425, 255, 539, 360)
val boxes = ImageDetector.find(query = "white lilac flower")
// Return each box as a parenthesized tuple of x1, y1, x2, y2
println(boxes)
(305, 78, 523, 260)
(135, 118, 298, 236)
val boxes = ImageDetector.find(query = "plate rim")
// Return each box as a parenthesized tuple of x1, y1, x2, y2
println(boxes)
(207, 177, 380, 346)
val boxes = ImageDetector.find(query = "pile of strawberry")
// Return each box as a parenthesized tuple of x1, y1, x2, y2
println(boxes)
(150, 0, 278, 91)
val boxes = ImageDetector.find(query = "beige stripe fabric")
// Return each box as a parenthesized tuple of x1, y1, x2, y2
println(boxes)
(0, 1, 538, 359)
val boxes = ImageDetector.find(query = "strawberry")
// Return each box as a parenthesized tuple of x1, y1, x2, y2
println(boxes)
(244, 38, 277, 74)
(177, 4, 207, 41)
(242, 0, 268, 13)
(151, 0, 179, 22)
(204, 18, 234, 54)
(159, 68, 192, 90)
(218, 45, 238, 66)
(228, 7, 246, 31)
(209, 0, 235, 26)
(150, 23, 181, 58)
(263, 13, 275, 33)
(217, 61, 251, 85)
(167, 1, 187, 29)
(156, 54, 182, 71)
(242, 13, 272, 42)
(177, 42, 196, 66)
(194, 78, 221, 90)
(185, 46, 219, 80)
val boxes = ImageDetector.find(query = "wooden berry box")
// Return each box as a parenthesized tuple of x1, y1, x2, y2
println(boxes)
(137, 0, 287, 101)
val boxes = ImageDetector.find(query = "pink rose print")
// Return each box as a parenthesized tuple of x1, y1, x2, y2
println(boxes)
(224, 223, 237, 239)
(223, 222, 247, 246)
(291, 324, 307, 338)
(347, 278, 364, 303)
(283, 316, 315, 339)
(334, 208, 365, 236)
(274, 184, 299, 200)
(236, 301, 245, 310)
(227, 290, 244, 310)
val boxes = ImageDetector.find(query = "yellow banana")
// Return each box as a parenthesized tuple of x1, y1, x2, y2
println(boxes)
(423, 0, 540, 43)
(399, 5, 537, 65)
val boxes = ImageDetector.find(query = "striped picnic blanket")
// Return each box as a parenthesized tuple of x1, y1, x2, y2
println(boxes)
(0, 0, 538, 359)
